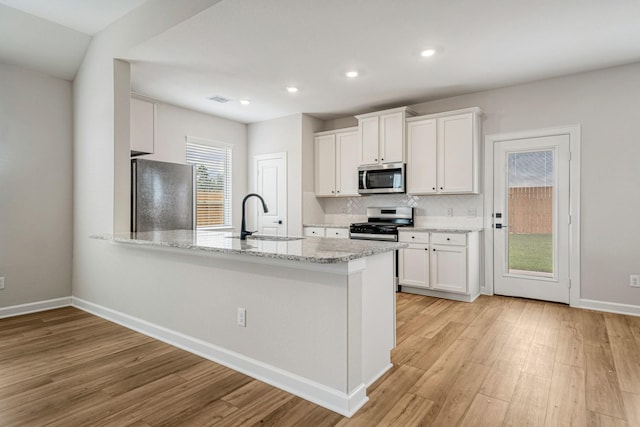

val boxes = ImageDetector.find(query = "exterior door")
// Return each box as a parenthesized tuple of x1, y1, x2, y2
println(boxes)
(493, 135, 570, 303)
(255, 153, 287, 236)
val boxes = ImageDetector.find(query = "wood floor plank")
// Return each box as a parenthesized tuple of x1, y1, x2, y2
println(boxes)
(375, 393, 434, 427)
(555, 305, 585, 367)
(502, 372, 551, 427)
(337, 364, 425, 426)
(544, 363, 586, 426)
(587, 411, 628, 427)
(582, 310, 627, 419)
(459, 394, 510, 427)
(427, 361, 490, 426)
(605, 314, 640, 394)
(478, 359, 522, 402)
(621, 392, 640, 427)
(522, 343, 556, 379)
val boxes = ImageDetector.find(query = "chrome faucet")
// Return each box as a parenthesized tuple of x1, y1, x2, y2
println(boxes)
(240, 193, 269, 240)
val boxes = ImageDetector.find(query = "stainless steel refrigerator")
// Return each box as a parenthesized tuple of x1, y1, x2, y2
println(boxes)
(131, 159, 195, 232)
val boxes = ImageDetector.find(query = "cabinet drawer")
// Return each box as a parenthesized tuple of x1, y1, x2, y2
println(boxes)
(304, 227, 325, 237)
(398, 231, 430, 244)
(431, 233, 467, 246)
(325, 228, 349, 239)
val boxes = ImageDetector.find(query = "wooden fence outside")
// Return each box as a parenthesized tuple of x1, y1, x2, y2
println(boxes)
(196, 190, 224, 226)
(508, 186, 552, 234)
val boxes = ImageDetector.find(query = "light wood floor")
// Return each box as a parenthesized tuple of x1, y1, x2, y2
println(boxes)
(1, 294, 639, 426)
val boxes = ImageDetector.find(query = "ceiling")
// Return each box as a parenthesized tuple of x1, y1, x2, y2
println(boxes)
(3, 0, 640, 123)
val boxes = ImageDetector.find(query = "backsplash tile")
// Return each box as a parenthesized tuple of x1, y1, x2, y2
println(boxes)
(322, 194, 484, 228)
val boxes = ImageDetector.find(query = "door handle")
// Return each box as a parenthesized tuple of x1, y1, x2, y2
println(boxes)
(495, 223, 508, 229)
(273, 220, 283, 224)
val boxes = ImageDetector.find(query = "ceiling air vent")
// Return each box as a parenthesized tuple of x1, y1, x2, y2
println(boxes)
(208, 95, 231, 103)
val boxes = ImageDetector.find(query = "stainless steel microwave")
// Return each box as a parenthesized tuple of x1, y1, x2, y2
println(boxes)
(358, 163, 406, 194)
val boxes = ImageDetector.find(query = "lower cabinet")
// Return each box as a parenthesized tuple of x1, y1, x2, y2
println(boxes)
(398, 230, 480, 302)
(303, 226, 349, 239)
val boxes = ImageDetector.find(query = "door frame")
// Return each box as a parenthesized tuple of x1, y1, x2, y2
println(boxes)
(253, 152, 288, 234)
(483, 125, 581, 306)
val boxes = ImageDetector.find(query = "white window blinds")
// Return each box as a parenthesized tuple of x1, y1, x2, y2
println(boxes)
(186, 138, 232, 229)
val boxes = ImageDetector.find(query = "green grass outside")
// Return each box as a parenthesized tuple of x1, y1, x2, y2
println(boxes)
(508, 233, 553, 273)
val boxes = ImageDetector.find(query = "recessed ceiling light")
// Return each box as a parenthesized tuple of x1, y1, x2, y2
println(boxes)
(421, 48, 436, 57)
(286, 86, 299, 93)
(345, 70, 359, 78)
(240, 99, 251, 105)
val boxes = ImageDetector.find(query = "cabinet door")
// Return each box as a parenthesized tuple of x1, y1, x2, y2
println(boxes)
(359, 116, 379, 165)
(398, 245, 430, 288)
(130, 98, 155, 155)
(430, 244, 468, 293)
(437, 113, 474, 193)
(314, 135, 336, 197)
(380, 111, 404, 163)
(407, 119, 437, 194)
(336, 131, 360, 196)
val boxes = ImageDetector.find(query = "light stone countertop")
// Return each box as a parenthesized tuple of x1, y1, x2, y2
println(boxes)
(91, 229, 407, 264)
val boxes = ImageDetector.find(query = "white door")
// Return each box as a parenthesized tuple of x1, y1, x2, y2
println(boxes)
(493, 135, 570, 303)
(255, 153, 287, 236)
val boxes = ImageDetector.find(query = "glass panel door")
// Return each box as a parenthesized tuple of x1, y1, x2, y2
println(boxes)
(507, 150, 554, 278)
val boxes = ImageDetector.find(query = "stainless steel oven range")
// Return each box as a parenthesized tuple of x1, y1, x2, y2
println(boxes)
(349, 206, 414, 242)
(350, 207, 414, 291)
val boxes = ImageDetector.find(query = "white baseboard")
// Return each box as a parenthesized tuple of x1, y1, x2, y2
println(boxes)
(579, 299, 640, 317)
(0, 297, 72, 319)
(71, 297, 367, 417)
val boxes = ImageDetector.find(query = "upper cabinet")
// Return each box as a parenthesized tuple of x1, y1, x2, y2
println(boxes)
(355, 107, 416, 165)
(314, 127, 360, 197)
(130, 97, 155, 157)
(407, 108, 482, 195)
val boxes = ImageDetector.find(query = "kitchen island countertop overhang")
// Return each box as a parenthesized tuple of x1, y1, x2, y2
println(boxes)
(89, 230, 405, 416)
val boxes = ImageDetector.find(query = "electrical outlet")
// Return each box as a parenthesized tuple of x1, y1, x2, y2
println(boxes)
(0, 277, 4, 290)
(630, 275, 640, 288)
(466, 208, 477, 217)
(446, 208, 453, 217)
(237, 307, 246, 327)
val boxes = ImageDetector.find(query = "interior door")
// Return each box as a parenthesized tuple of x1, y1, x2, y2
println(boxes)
(255, 153, 287, 236)
(493, 135, 570, 303)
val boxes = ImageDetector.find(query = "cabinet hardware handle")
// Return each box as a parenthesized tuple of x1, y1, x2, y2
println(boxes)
(331, 190, 335, 193)
(336, 190, 340, 193)
(411, 236, 415, 239)
(440, 187, 443, 190)
(433, 248, 436, 251)
(381, 158, 384, 161)
(432, 187, 436, 190)
(446, 238, 450, 241)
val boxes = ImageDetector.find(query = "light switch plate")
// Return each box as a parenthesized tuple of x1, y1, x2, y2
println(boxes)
(237, 307, 246, 327)
(630, 275, 640, 288)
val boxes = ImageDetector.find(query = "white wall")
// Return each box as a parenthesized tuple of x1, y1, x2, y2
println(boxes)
(140, 101, 248, 228)
(0, 63, 73, 307)
(247, 114, 303, 235)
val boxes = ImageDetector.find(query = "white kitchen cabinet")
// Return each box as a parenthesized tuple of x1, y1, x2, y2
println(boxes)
(130, 97, 155, 156)
(303, 226, 349, 239)
(314, 128, 359, 197)
(355, 107, 415, 165)
(398, 230, 481, 302)
(407, 108, 482, 195)
(430, 244, 468, 294)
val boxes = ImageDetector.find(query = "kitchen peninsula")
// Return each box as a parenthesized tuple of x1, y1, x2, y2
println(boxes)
(92, 230, 406, 416)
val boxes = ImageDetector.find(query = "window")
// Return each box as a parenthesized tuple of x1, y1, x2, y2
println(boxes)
(186, 137, 232, 229)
